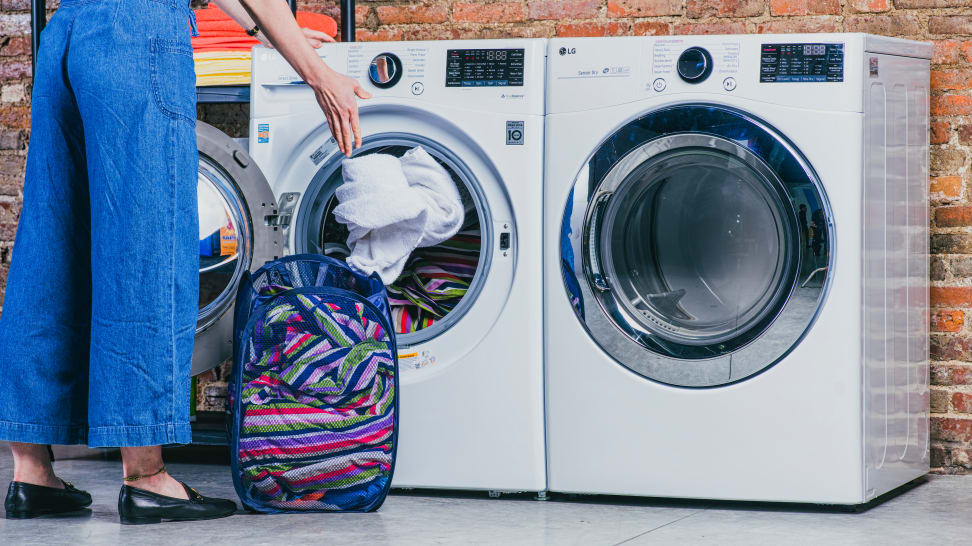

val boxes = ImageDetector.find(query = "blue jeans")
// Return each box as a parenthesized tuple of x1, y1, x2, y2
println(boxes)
(0, 0, 199, 447)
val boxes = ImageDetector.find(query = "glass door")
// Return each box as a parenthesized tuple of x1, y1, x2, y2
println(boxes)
(561, 105, 832, 387)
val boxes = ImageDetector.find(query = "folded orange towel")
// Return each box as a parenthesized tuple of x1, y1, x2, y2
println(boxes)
(191, 4, 337, 52)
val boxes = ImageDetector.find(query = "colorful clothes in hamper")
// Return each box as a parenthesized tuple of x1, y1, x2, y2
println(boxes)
(386, 212, 481, 334)
(230, 255, 398, 512)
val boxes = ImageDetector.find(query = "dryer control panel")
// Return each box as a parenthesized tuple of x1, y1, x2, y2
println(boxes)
(759, 43, 844, 83)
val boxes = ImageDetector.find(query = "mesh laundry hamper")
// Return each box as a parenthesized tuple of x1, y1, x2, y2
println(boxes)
(228, 254, 398, 512)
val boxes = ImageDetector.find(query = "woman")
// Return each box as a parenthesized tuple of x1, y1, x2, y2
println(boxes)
(0, 0, 368, 524)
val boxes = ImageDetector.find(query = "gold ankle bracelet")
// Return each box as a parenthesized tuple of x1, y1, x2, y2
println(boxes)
(123, 465, 166, 482)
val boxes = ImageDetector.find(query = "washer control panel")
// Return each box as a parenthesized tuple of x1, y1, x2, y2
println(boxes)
(759, 43, 844, 83)
(446, 48, 525, 87)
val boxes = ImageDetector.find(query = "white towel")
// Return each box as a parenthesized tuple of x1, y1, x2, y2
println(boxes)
(400, 146, 465, 248)
(332, 154, 429, 284)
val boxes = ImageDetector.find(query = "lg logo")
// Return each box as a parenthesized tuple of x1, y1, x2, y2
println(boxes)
(559, 47, 576, 56)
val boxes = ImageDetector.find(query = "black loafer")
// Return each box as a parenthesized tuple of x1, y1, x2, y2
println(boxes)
(118, 481, 236, 525)
(5, 480, 93, 519)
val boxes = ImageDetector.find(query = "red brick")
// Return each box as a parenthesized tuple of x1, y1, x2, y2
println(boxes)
(0, 36, 29, 57)
(932, 333, 972, 360)
(933, 416, 972, 442)
(845, 13, 921, 36)
(356, 28, 404, 42)
(769, 0, 840, 15)
(897, 0, 972, 6)
(632, 21, 670, 36)
(674, 21, 747, 35)
(932, 94, 972, 116)
(0, 60, 28, 82)
(556, 21, 629, 37)
(937, 206, 972, 227)
(401, 26, 476, 41)
(930, 16, 972, 36)
(954, 393, 972, 413)
(686, 0, 762, 18)
(1, 0, 30, 10)
(930, 176, 963, 201)
(607, 0, 681, 17)
(755, 16, 838, 34)
(932, 69, 972, 91)
(356, 5, 370, 26)
(528, 0, 600, 20)
(961, 42, 972, 63)
(934, 41, 961, 65)
(375, 3, 448, 25)
(453, 2, 525, 23)
(932, 121, 951, 144)
(849, 0, 891, 11)
(0, 105, 27, 129)
(933, 310, 965, 332)
(932, 286, 972, 307)
(0, 13, 30, 35)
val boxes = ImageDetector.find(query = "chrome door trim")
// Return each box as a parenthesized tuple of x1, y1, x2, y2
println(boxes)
(193, 121, 281, 376)
(560, 104, 834, 388)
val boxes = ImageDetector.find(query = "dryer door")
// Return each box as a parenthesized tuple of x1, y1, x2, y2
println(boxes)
(561, 104, 833, 387)
(193, 122, 280, 375)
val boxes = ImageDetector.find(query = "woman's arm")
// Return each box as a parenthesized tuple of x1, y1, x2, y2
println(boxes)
(213, 0, 371, 155)
(209, 0, 334, 49)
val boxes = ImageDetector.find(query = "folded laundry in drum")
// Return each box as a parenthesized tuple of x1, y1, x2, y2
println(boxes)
(333, 147, 465, 285)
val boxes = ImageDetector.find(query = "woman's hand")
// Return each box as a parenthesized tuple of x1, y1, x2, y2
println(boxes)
(310, 68, 372, 157)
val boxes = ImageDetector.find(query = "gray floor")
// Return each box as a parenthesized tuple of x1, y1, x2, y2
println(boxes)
(0, 445, 965, 545)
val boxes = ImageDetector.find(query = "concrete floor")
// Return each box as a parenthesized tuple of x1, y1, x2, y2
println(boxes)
(0, 445, 966, 545)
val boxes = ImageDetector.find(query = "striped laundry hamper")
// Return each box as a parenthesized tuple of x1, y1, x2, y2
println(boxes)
(228, 254, 398, 512)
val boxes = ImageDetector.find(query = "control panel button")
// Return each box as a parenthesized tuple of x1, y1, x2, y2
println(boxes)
(369, 53, 403, 89)
(722, 77, 737, 92)
(411, 81, 424, 95)
(652, 78, 667, 92)
(677, 47, 713, 84)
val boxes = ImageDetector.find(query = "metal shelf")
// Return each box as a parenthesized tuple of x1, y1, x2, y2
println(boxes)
(196, 85, 250, 104)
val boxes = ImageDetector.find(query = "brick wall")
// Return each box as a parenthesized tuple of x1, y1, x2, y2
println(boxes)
(2, 0, 972, 472)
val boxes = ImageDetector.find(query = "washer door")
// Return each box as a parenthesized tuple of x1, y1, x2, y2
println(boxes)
(193, 122, 281, 376)
(561, 104, 832, 387)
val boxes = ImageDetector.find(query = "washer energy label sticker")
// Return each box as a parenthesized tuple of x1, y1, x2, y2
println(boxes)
(257, 123, 270, 143)
(506, 120, 524, 145)
(399, 350, 437, 370)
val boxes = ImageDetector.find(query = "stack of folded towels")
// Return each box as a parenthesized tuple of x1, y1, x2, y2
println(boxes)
(192, 4, 337, 86)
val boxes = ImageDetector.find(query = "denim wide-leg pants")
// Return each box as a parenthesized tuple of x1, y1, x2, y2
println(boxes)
(0, 0, 199, 447)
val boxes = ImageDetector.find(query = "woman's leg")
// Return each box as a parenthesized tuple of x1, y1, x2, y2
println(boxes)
(120, 447, 187, 499)
(9, 444, 58, 488)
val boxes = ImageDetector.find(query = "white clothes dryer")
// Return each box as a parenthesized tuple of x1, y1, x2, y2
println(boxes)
(244, 39, 547, 493)
(544, 34, 931, 505)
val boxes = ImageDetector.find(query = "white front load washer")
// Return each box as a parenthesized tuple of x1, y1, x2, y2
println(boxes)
(544, 34, 931, 505)
(247, 39, 546, 493)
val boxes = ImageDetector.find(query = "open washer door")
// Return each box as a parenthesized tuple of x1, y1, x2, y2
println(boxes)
(193, 122, 281, 375)
(561, 104, 834, 387)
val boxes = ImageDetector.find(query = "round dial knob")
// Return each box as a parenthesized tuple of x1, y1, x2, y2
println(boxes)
(369, 53, 403, 89)
(677, 47, 713, 84)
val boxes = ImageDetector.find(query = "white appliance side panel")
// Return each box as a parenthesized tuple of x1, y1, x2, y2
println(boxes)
(862, 52, 931, 501)
(546, 34, 869, 115)
(544, 99, 868, 503)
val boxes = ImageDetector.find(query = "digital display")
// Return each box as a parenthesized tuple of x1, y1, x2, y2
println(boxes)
(446, 48, 525, 87)
(760, 43, 844, 83)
